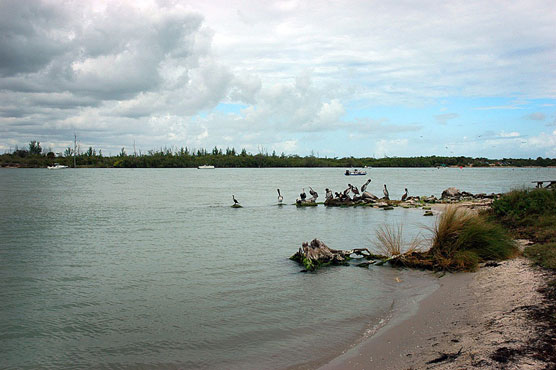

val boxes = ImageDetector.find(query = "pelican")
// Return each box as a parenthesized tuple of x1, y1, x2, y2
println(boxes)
(232, 195, 239, 204)
(350, 184, 360, 196)
(344, 184, 352, 196)
(361, 179, 371, 193)
(300, 188, 307, 201)
(383, 185, 389, 200)
(325, 188, 333, 200)
(309, 187, 318, 200)
(277, 189, 283, 203)
(401, 188, 408, 201)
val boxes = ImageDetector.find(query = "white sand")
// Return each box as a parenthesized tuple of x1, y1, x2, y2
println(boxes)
(318, 257, 548, 369)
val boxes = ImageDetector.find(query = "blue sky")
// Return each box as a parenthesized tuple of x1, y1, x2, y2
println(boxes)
(1, 0, 555, 158)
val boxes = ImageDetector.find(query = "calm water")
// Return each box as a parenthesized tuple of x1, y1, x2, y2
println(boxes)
(1, 167, 554, 369)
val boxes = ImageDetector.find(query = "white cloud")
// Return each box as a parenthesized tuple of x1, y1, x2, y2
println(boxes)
(375, 139, 409, 158)
(1, 0, 556, 157)
(525, 130, 556, 156)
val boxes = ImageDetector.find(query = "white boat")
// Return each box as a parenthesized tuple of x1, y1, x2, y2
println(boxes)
(198, 165, 215, 169)
(344, 169, 367, 176)
(47, 163, 69, 170)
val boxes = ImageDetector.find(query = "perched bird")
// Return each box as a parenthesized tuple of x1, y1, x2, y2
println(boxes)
(309, 187, 318, 200)
(277, 189, 283, 203)
(334, 191, 341, 199)
(383, 184, 389, 200)
(300, 188, 307, 201)
(350, 184, 360, 196)
(344, 184, 352, 197)
(325, 188, 333, 200)
(232, 195, 239, 204)
(401, 188, 408, 201)
(361, 179, 371, 193)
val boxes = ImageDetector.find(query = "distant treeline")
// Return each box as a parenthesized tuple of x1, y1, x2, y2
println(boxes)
(2, 141, 556, 168)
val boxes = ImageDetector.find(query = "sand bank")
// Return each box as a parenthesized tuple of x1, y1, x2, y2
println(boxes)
(319, 257, 550, 369)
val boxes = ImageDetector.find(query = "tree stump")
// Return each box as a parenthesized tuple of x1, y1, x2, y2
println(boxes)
(290, 239, 380, 271)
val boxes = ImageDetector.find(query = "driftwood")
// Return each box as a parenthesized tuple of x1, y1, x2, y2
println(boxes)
(290, 239, 382, 271)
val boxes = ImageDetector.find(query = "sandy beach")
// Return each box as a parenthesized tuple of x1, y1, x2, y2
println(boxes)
(319, 257, 553, 369)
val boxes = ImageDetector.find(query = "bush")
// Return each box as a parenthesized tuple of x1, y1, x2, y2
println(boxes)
(492, 188, 556, 225)
(429, 206, 517, 271)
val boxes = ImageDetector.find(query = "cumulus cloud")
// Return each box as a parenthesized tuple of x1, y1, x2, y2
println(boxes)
(1, 0, 555, 157)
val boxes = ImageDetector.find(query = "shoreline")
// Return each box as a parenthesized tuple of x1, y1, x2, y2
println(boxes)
(318, 257, 549, 369)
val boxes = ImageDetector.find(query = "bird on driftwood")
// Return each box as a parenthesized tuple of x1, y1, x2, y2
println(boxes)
(277, 189, 283, 203)
(300, 188, 307, 201)
(344, 184, 352, 196)
(325, 188, 333, 200)
(401, 188, 408, 201)
(361, 178, 371, 193)
(383, 184, 389, 200)
(350, 184, 360, 196)
(309, 187, 318, 200)
(232, 195, 239, 204)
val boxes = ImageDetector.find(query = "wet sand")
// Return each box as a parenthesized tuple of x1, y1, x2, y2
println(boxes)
(319, 257, 549, 369)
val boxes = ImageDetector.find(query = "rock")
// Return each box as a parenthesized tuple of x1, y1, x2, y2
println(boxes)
(424, 210, 434, 216)
(441, 187, 461, 199)
(424, 196, 438, 203)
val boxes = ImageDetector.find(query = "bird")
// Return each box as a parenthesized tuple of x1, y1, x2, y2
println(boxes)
(232, 195, 239, 204)
(277, 189, 283, 203)
(383, 184, 389, 200)
(300, 188, 307, 201)
(309, 187, 318, 200)
(344, 184, 352, 196)
(350, 184, 360, 196)
(361, 179, 371, 193)
(325, 188, 333, 200)
(401, 188, 408, 201)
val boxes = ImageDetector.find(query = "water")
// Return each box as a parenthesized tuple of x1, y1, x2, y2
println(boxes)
(1, 167, 554, 369)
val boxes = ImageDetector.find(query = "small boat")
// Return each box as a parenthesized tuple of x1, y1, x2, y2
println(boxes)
(198, 165, 215, 169)
(345, 169, 367, 176)
(47, 163, 69, 170)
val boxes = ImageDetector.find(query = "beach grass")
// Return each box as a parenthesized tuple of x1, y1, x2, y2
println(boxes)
(428, 206, 517, 270)
(373, 223, 424, 257)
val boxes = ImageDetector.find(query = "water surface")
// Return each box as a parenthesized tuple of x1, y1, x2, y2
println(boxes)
(1, 167, 553, 369)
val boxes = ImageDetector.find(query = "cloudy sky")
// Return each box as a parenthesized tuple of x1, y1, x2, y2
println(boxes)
(1, 0, 555, 158)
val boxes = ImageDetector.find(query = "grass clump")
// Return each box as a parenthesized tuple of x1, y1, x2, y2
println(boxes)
(428, 206, 517, 271)
(373, 223, 423, 257)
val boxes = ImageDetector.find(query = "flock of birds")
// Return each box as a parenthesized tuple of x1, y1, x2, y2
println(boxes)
(232, 179, 409, 206)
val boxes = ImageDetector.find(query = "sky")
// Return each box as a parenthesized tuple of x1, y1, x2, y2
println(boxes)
(1, 0, 555, 158)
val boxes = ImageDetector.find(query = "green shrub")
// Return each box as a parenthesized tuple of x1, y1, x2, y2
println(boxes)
(523, 243, 556, 269)
(492, 188, 556, 224)
(429, 206, 517, 270)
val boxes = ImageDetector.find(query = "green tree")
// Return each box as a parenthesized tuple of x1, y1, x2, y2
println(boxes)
(29, 141, 42, 155)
